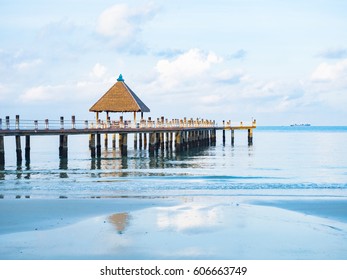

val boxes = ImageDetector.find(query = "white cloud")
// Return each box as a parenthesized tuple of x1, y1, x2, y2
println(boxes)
(90, 63, 107, 79)
(14, 59, 42, 71)
(0, 83, 9, 101)
(317, 48, 347, 59)
(97, 4, 133, 38)
(154, 48, 223, 89)
(96, 3, 156, 46)
(20, 85, 65, 103)
(19, 64, 113, 104)
(214, 69, 247, 84)
(311, 59, 347, 83)
(157, 204, 223, 233)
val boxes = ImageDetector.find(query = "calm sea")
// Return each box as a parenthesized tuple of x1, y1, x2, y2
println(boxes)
(1, 126, 347, 199)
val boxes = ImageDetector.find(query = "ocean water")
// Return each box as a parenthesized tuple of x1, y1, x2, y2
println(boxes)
(0, 126, 347, 199)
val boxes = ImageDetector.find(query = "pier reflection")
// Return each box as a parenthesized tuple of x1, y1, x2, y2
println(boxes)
(24, 162, 31, 179)
(0, 144, 214, 182)
(16, 165, 22, 179)
(109, 213, 130, 234)
(59, 159, 68, 178)
(0, 165, 4, 180)
(86, 146, 212, 179)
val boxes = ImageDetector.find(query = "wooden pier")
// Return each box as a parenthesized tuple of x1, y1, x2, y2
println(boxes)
(0, 115, 256, 167)
(0, 74, 256, 168)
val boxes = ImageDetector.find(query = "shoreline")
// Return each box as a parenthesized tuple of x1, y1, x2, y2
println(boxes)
(1, 194, 347, 260)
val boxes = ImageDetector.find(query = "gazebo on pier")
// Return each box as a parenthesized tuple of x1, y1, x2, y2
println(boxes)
(89, 74, 150, 124)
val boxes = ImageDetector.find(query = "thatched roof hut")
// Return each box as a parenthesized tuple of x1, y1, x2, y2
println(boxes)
(89, 74, 150, 121)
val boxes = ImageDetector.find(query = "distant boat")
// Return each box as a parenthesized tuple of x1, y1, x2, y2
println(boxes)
(290, 123, 311, 127)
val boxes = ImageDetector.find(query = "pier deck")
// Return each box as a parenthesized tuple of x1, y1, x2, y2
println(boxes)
(0, 116, 256, 166)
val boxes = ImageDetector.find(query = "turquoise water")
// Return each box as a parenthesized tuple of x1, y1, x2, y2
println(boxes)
(0, 126, 347, 199)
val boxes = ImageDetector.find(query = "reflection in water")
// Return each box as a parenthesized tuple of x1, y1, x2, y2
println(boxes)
(108, 212, 130, 234)
(85, 146, 213, 179)
(0, 165, 4, 180)
(0, 144, 226, 183)
(157, 204, 223, 233)
(24, 162, 31, 179)
(16, 165, 22, 179)
(59, 159, 68, 178)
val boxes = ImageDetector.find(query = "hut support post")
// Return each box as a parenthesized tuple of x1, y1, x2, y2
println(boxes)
(25, 135, 30, 163)
(0, 136, 5, 167)
(96, 134, 101, 158)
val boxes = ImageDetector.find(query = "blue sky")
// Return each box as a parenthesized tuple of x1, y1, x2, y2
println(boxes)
(1, 0, 347, 125)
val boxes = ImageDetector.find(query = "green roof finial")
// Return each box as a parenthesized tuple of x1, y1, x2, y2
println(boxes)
(117, 74, 124, 82)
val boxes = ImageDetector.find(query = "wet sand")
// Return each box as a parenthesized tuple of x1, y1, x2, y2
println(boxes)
(1, 195, 347, 259)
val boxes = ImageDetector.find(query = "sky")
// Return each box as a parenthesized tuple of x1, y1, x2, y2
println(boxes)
(1, 0, 347, 125)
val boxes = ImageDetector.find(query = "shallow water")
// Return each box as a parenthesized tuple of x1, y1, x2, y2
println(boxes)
(0, 126, 347, 199)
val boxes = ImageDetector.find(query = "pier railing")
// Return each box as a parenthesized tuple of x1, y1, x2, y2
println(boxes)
(0, 116, 256, 131)
(0, 116, 218, 131)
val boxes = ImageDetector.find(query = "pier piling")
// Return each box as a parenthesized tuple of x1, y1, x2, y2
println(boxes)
(104, 133, 108, 149)
(112, 134, 116, 149)
(143, 133, 147, 150)
(222, 120, 226, 146)
(139, 133, 143, 150)
(0, 136, 4, 167)
(134, 133, 138, 150)
(96, 134, 101, 157)
(120, 133, 127, 156)
(25, 135, 30, 163)
(16, 135, 22, 164)
(149, 133, 156, 154)
(248, 129, 253, 146)
(59, 135, 68, 159)
(175, 131, 181, 152)
(90, 134, 96, 158)
(231, 129, 235, 146)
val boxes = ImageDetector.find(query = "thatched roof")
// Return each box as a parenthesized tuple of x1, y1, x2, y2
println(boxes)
(89, 74, 150, 113)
